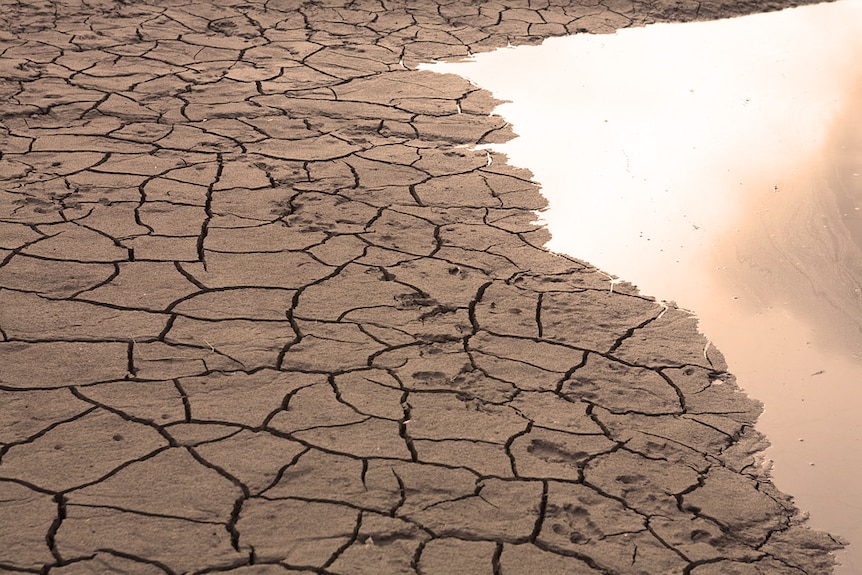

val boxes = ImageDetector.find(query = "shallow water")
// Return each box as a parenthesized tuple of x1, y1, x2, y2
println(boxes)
(424, 1, 862, 571)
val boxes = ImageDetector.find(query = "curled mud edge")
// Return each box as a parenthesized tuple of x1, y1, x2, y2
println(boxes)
(0, 0, 847, 573)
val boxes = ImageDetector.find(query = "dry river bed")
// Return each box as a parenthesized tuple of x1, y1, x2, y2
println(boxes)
(0, 0, 847, 573)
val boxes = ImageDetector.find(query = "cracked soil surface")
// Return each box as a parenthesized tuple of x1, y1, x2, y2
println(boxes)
(0, 0, 847, 573)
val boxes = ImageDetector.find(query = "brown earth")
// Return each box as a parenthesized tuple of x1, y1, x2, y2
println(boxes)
(0, 0, 845, 573)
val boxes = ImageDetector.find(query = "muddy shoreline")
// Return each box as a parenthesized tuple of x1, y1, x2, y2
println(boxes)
(0, 0, 846, 572)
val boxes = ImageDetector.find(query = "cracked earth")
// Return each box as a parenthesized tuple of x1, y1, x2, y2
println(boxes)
(0, 0, 848, 573)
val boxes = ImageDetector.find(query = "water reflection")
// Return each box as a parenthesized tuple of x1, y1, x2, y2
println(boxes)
(727, 80, 862, 358)
(424, 1, 862, 571)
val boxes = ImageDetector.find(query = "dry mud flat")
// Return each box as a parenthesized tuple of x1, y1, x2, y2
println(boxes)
(0, 1, 846, 574)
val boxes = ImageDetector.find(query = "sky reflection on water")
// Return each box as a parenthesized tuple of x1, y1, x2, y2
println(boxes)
(425, 1, 862, 571)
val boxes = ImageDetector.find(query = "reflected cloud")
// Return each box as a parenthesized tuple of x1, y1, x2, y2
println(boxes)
(725, 79, 862, 358)
(424, 2, 862, 572)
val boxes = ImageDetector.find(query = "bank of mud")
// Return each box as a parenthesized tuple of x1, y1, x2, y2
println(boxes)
(0, 0, 845, 572)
